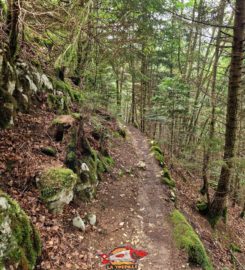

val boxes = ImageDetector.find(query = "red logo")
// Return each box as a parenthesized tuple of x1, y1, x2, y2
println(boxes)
(98, 244, 148, 270)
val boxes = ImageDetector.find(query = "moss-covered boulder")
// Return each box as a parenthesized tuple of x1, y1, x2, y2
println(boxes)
(0, 190, 41, 269)
(75, 150, 100, 202)
(150, 144, 164, 166)
(37, 168, 77, 213)
(171, 210, 213, 270)
(48, 115, 77, 142)
(75, 150, 114, 201)
(161, 168, 175, 188)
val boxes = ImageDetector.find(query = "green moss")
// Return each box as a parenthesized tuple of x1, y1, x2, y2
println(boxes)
(0, 89, 16, 129)
(39, 168, 77, 201)
(150, 145, 164, 166)
(230, 243, 241, 253)
(71, 113, 81, 120)
(0, 190, 41, 269)
(196, 201, 208, 214)
(171, 210, 213, 270)
(41, 147, 57, 157)
(151, 145, 163, 155)
(162, 177, 175, 188)
(162, 167, 171, 179)
(65, 151, 77, 172)
(0, 0, 7, 15)
(47, 93, 70, 113)
(161, 168, 175, 188)
(52, 79, 84, 105)
(98, 155, 114, 174)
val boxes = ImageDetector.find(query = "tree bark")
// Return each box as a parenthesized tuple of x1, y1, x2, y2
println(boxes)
(209, 0, 245, 223)
(201, 0, 226, 206)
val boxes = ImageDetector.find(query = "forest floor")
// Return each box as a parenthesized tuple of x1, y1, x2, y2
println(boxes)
(0, 107, 244, 270)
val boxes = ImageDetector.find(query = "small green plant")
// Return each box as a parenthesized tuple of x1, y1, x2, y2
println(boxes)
(230, 243, 241, 253)
(171, 210, 213, 270)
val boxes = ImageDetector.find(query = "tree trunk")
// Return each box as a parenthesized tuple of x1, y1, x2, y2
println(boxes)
(209, 0, 245, 224)
(201, 0, 225, 206)
(0, 0, 20, 129)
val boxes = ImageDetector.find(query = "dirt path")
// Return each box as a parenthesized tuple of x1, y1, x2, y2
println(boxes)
(81, 126, 189, 270)
(127, 127, 176, 269)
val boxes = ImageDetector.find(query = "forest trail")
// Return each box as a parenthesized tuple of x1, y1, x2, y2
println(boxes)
(82, 126, 191, 270)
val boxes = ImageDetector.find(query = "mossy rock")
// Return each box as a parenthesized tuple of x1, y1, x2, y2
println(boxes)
(0, 190, 41, 269)
(47, 93, 70, 113)
(41, 147, 57, 157)
(65, 151, 77, 172)
(151, 145, 164, 166)
(97, 155, 114, 174)
(76, 151, 114, 201)
(52, 79, 84, 105)
(37, 168, 77, 213)
(151, 145, 163, 155)
(161, 168, 175, 188)
(162, 177, 175, 188)
(0, 89, 16, 129)
(49, 115, 77, 142)
(52, 115, 76, 127)
(196, 201, 208, 214)
(171, 210, 213, 270)
(75, 182, 97, 202)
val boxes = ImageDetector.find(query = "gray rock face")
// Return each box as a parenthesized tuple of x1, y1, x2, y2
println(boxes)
(0, 53, 55, 128)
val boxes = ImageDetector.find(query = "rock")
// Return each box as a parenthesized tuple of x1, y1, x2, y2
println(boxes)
(170, 190, 176, 202)
(137, 161, 146, 170)
(87, 213, 96, 226)
(48, 115, 77, 142)
(26, 75, 38, 93)
(41, 147, 57, 157)
(73, 216, 86, 232)
(0, 190, 41, 269)
(81, 163, 90, 172)
(52, 115, 76, 127)
(41, 74, 53, 91)
(37, 167, 77, 213)
(7, 80, 16, 95)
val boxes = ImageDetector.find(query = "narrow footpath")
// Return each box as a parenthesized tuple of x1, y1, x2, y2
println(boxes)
(81, 127, 194, 269)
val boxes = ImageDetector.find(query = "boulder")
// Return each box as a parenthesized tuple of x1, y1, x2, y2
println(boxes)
(48, 115, 77, 142)
(0, 190, 41, 270)
(37, 168, 77, 213)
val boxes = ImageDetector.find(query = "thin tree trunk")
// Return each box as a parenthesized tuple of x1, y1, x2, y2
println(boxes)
(201, 0, 226, 206)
